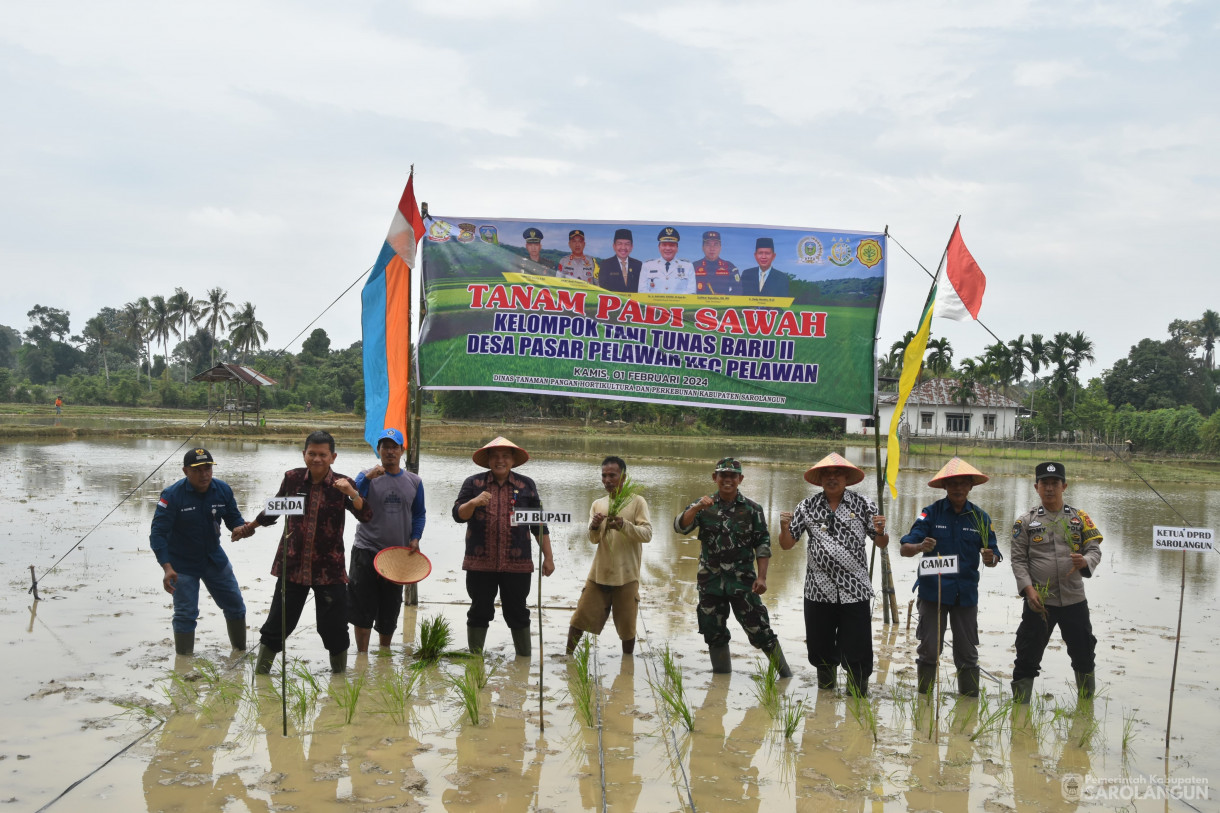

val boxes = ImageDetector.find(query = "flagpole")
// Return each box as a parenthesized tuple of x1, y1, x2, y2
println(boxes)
(404, 168, 423, 608)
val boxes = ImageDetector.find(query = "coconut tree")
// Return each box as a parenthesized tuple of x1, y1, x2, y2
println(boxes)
(147, 295, 173, 380)
(197, 287, 235, 369)
(1200, 309, 1220, 370)
(167, 288, 200, 382)
(81, 315, 113, 384)
(1006, 334, 1028, 385)
(925, 337, 954, 377)
(229, 302, 268, 363)
(120, 299, 150, 386)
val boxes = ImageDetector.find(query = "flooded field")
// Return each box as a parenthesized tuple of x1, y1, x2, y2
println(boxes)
(2, 435, 1218, 812)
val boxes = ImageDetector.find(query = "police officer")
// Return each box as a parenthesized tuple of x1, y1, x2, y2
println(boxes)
(518, 227, 548, 274)
(693, 230, 741, 295)
(556, 228, 599, 284)
(675, 457, 791, 677)
(1009, 462, 1103, 702)
(639, 227, 695, 294)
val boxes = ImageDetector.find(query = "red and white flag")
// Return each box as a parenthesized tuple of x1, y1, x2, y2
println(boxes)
(385, 173, 426, 270)
(935, 222, 986, 320)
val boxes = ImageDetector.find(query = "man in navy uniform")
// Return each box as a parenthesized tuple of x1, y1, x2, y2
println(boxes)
(693, 230, 741, 295)
(600, 228, 642, 293)
(639, 227, 695, 294)
(741, 237, 790, 297)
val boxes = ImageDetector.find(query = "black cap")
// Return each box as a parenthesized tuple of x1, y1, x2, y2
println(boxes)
(702, 230, 722, 242)
(184, 448, 215, 467)
(523, 227, 543, 243)
(755, 237, 775, 251)
(569, 229, 585, 239)
(613, 228, 633, 242)
(658, 226, 680, 243)
(1035, 461, 1066, 481)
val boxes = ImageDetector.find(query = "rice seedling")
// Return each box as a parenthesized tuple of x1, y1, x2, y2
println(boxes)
(1122, 707, 1137, 753)
(327, 673, 366, 725)
(650, 645, 694, 732)
(568, 637, 596, 727)
(970, 689, 1013, 742)
(282, 660, 323, 726)
(606, 473, 644, 516)
(845, 679, 878, 742)
(449, 656, 487, 725)
(371, 665, 422, 724)
(778, 693, 806, 740)
(1075, 712, 1100, 749)
(416, 614, 452, 662)
(750, 656, 781, 718)
(159, 670, 200, 713)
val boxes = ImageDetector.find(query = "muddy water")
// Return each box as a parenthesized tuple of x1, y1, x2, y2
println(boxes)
(2, 436, 1218, 812)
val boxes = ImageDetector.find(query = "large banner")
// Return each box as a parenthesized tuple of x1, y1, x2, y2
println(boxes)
(418, 218, 886, 417)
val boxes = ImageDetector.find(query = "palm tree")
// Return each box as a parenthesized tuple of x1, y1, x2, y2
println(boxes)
(197, 287, 235, 369)
(120, 300, 149, 386)
(229, 302, 268, 363)
(147, 295, 173, 381)
(1200, 309, 1220, 370)
(167, 288, 200, 382)
(82, 315, 112, 384)
(925, 337, 954, 377)
(1006, 334, 1028, 385)
(950, 377, 978, 409)
(1047, 332, 1073, 426)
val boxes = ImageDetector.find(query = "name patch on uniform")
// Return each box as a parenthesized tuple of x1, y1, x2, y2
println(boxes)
(919, 555, 959, 576)
(1153, 526, 1215, 552)
(512, 509, 572, 526)
(265, 496, 305, 516)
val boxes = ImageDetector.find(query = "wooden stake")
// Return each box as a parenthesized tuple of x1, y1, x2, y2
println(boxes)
(1165, 548, 1187, 756)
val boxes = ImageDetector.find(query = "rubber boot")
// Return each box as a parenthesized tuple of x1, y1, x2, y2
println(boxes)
(467, 626, 487, 654)
(255, 644, 276, 675)
(174, 631, 194, 657)
(709, 643, 732, 674)
(766, 644, 793, 679)
(566, 626, 583, 655)
(1011, 676, 1035, 704)
(1074, 671, 1096, 700)
(226, 617, 247, 651)
(816, 665, 837, 690)
(511, 626, 531, 658)
(329, 650, 348, 674)
(916, 663, 936, 695)
(957, 667, 980, 698)
(622, 638, 635, 655)
(353, 626, 372, 653)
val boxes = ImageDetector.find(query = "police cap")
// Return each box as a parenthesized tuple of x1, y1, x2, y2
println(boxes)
(1035, 461, 1066, 481)
(702, 230, 722, 242)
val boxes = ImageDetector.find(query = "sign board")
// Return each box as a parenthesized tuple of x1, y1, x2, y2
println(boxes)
(512, 509, 573, 526)
(918, 554, 959, 576)
(1152, 526, 1214, 552)
(264, 496, 306, 516)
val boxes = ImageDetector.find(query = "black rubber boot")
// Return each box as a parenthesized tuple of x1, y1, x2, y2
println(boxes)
(816, 665, 837, 690)
(766, 645, 793, 679)
(226, 617, 247, 651)
(255, 644, 276, 675)
(511, 626, 531, 657)
(917, 663, 937, 695)
(957, 667, 980, 698)
(174, 632, 194, 657)
(1011, 677, 1035, 704)
(566, 626, 583, 655)
(709, 644, 732, 674)
(844, 666, 869, 697)
(467, 626, 487, 654)
(1074, 671, 1096, 700)
(329, 650, 347, 674)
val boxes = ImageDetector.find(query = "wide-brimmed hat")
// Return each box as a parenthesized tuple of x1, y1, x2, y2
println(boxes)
(472, 436, 530, 468)
(804, 452, 865, 486)
(928, 457, 990, 488)
(374, 547, 432, 585)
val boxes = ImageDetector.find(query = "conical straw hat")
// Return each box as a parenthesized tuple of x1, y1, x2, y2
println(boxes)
(927, 457, 989, 488)
(472, 436, 530, 468)
(804, 452, 865, 486)
(374, 547, 433, 585)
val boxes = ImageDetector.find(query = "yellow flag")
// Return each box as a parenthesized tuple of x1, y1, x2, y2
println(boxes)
(885, 291, 936, 498)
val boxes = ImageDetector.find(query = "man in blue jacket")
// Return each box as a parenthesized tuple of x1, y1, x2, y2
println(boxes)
(899, 458, 1000, 696)
(150, 448, 250, 656)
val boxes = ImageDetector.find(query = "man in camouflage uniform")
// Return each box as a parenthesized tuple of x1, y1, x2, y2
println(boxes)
(1009, 461, 1103, 702)
(675, 457, 791, 676)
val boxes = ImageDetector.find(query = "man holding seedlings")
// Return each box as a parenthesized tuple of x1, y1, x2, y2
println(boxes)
(1009, 462, 1103, 701)
(150, 447, 250, 656)
(567, 455, 652, 655)
(348, 428, 426, 653)
(899, 457, 1000, 697)
(675, 457, 792, 677)
(237, 430, 372, 674)
(453, 436, 555, 657)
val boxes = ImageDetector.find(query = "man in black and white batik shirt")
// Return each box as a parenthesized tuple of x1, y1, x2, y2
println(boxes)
(780, 452, 887, 695)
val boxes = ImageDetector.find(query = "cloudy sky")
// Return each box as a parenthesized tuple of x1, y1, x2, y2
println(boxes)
(2, 0, 1217, 379)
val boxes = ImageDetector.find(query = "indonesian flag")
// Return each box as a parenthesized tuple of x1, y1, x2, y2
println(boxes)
(385, 174, 426, 269)
(934, 222, 986, 320)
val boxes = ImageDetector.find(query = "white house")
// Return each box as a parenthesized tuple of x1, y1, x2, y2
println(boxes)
(863, 378, 1023, 439)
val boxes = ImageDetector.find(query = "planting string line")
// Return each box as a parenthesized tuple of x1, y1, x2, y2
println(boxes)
(26, 262, 375, 594)
(592, 638, 608, 813)
(636, 605, 697, 812)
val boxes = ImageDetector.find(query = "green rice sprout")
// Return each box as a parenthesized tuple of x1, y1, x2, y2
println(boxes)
(750, 656, 781, 718)
(416, 614, 452, 662)
(845, 678, 878, 742)
(650, 644, 693, 732)
(968, 510, 992, 550)
(569, 637, 596, 727)
(326, 673, 366, 725)
(371, 665, 422, 724)
(778, 693, 806, 740)
(449, 656, 487, 725)
(1122, 707, 1137, 753)
(606, 473, 644, 517)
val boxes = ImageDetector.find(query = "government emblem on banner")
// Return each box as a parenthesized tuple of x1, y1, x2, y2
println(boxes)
(797, 236, 824, 264)
(478, 225, 499, 245)
(829, 238, 854, 266)
(856, 238, 883, 268)
(427, 220, 452, 242)
(457, 223, 477, 243)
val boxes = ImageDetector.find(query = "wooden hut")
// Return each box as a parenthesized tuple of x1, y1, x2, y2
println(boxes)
(191, 363, 277, 426)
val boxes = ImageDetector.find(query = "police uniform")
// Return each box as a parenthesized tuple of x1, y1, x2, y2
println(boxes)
(693, 230, 741, 295)
(640, 226, 695, 294)
(556, 228, 599, 284)
(1009, 462, 1103, 697)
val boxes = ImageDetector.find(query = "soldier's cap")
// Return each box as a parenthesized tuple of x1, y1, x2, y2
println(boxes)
(184, 448, 215, 467)
(522, 227, 543, 243)
(377, 428, 405, 448)
(714, 457, 743, 474)
(613, 228, 633, 242)
(1035, 461, 1066, 481)
(702, 230, 722, 242)
(569, 229, 585, 239)
(658, 226, 680, 243)
(755, 236, 775, 251)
